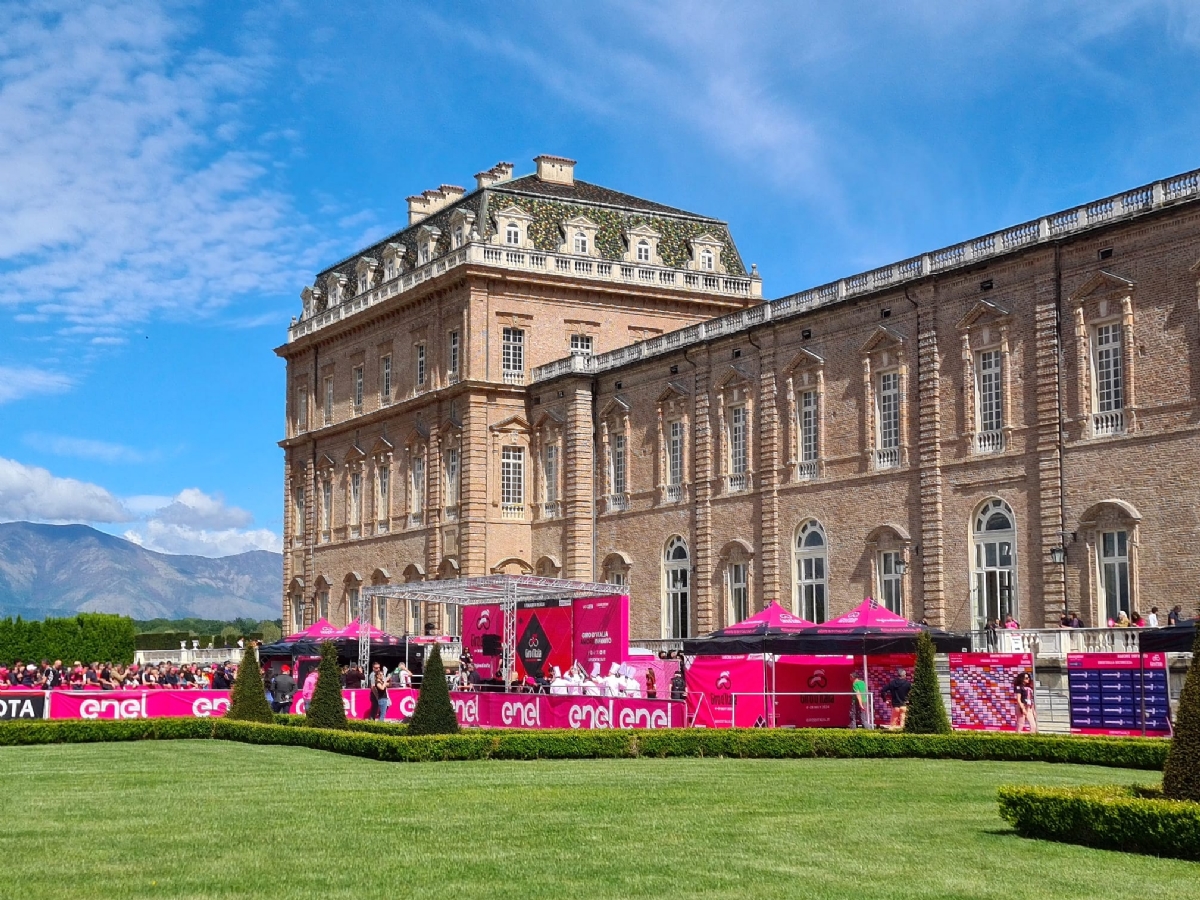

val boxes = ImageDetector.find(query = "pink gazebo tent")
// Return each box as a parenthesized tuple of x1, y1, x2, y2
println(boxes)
(720, 601, 815, 635)
(332, 621, 400, 645)
(817, 599, 917, 632)
(283, 618, 341, 642)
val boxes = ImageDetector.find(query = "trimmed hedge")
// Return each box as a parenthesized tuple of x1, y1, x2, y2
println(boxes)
(1, 614, 136, 665)
(998, 784, 1200, 861)
(1162, 630, 1200, 802)
(305, 640, 347, 730)
(227, 642, 273, 723)
(905, 631, 951, 734)
(0, 720, 1170, 769)
(408, 643, 459, 735)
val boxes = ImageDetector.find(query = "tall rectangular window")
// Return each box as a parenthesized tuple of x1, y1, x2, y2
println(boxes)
(1100, 530, 1130, 623)
(320, 479, 332, 542)
(1094, 324, 1123, 412)
(728, 562, 748, 624)
(543, 444, 558, 505)
(293, 487, 305, 540)
(410, 456, 425, 514)
(381, 355, 392, 403)
(879, 551, 903, 616)
(977, 350, 1002, 433)
(353, 366, 364, 413)
(502, 327, 524, 381)
(319, 590, 329, 620)
(323, 377, 334, 426)
(444, 448, 460, 506)
(501, 446, 524, 510)
(729, 406, 747, 475)
(448, 330, 460, 376)
(350, 472, 362, 536)
(799, 389, 818, 463)
(296, 388, 308, 431)
(612, 434, 627, 495)
(570, 334, 593, 355)
(415, 344, 426, 387)
(878, 371, 899, 450)
(668, 421, 684, 486)
(377, 466, 390, 525)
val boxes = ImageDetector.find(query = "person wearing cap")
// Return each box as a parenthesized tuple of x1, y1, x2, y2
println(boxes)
(549, 666, 570, 695)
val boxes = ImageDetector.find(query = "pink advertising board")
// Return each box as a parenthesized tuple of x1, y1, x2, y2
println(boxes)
(49, 690, 232, 720)
(866, 653, 916, 727)
(460, 603, 504, 680)
(948, 653, 1033, 731)
(571, 595, 629, 674)
(1067, 652, 1171, 736)
(685, 655, 771, 727)
(772, 655, 856, 728)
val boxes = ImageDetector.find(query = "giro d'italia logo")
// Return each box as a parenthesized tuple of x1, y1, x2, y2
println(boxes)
(715, 671, 732, 690)
(476, 609, 491, 629)
(807, 670, 828, 689)
(517, 617, 551, 677)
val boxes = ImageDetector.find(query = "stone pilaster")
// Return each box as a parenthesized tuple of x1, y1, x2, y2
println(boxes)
(758, 345, 782, 610)
(917, 314, 946, 626)
(692, 356, 714, 635)
(459, 392, 489, 576)
(563, 376, 596, 580)
(1034, 271, 1066, 624)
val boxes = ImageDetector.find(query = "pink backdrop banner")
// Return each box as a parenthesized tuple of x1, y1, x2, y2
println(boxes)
(685, 655, 770, 727)
(773, 655, 856, 728)
(461, 603, 504, 680)
(49, 690, 232, 720)
(866, 653, 916, 726)
(949, 653, 1032, 731)
(571, 595, 629, 674)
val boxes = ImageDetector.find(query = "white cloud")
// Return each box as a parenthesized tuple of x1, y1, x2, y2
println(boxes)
(151, 487, 253, 529)
(0, 1, 323, 332)
(0, 457, 131, 523)
(0, 366, 72, 404)
(23, 433, 150, 464)
(122, 520, 281, 556)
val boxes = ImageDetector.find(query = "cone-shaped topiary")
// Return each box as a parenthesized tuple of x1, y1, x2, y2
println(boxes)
(1162, 630, 1200, 802)
(305, 640, 348, 730)
(408, 643, 459, 735)
(226, 642, 274, 723)
(905, 630, 952, 734)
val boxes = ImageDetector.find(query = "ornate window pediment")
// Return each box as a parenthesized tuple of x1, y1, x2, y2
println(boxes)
(447, 208, 477, 248)
(354, 257, 379, 295)
(624, 224, 662, 266)
(1068, 270, 1137, 437)
(370, 436, 394, 464)
(560, 215, 599, 257)
(687, 233, 725, 274)
(381, 243, 407, 281)
(416, 225, 441, 266)
(492, 205, 533, 248)
(784, 349, 825, 481)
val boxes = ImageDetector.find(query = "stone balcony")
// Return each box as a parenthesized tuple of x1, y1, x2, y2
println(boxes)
(288, 241, 763, 343)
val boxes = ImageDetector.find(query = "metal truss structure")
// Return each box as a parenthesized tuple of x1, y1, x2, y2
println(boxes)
(362, 575, 624, 686)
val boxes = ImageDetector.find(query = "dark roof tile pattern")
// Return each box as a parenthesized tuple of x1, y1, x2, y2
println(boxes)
(495, 175, 712, 219)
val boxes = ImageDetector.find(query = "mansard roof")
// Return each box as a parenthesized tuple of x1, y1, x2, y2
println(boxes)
(495, 175, 708, 218)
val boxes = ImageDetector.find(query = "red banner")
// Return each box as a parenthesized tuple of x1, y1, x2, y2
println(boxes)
(48, 690, 231, 720)
(685, 656, 771, 727)
(514, 600, 574, 680)
(571, 595, 629, 675)
(948, 653, 1032, 731)
(773, 655, 856, 728)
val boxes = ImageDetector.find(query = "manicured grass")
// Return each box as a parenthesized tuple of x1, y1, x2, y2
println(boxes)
(0, 742, 1193, 899)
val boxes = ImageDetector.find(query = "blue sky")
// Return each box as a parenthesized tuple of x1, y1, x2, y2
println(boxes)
(2, 0, 1199, 556)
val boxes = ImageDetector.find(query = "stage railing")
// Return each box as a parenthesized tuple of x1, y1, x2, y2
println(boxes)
(724, 690, 876, 730)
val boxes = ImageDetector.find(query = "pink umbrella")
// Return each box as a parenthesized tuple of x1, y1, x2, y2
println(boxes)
(284, 618, 341, 641)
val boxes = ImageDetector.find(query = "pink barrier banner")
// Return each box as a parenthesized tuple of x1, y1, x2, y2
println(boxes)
(49, 690, 231, 720)
(461, 603, 503, 680)
(288, 689, 682, 729)
(571, 595, 629, 674)
(685, 655, 770, 727)
(1067, 652, 1171, 736)
(948, 653, 1032, 731)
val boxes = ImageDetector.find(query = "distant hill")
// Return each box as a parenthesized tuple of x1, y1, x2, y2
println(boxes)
(0, 522, 282, 621)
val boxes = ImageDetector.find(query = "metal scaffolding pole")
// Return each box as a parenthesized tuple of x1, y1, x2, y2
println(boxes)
(357, 590, 370, 673)
(501, 577, 517, 691)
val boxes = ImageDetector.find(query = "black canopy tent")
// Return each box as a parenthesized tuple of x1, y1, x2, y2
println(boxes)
(258, 637, 414, 673)
(1138, 623, 1198, 654)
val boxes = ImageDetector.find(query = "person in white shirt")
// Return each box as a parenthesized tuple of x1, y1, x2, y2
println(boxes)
(549, 666, 570, 695)
(1148, 607, 1160, 628)
(583, 663, 603, 696)
(566, 665, 584, 695)
(602, 663, 624, 697)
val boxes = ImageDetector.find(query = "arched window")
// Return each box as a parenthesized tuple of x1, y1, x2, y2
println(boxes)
(636, 239, 650, 262)
(506, 222, 520, 245)
(700, 248, 714, 271)
(602, 553, 631, 589)
(574, 231, 588, 254)
(663, 536, 690, 638)
(795, 520, 828, 623)
(973, 498, 1017, 627)
(535, 556, 561, 578)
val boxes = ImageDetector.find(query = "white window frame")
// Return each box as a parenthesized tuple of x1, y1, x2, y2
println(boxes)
(415, 344, 427, 388)
(729, 404, 748, 476)
(296, 387, 308, 431)
(444, 447, 460, 508)
(323, 377, 334, 426)
(318, 590, 329, 620)
(543, 444, 558, 506)
(877, 370, 900, 451)
(381, 355, 392, 403)
(976, 349, 1003, 435)
(611, 434, 627, 496)
(1099, 530, 1131, 624)
(879, 550, 903, 616)
(1092, 322, 1123, 414)
(570, 334, 593, 355)
(502, 327, 524, 381)
(728, 561, 749, 625)
(668, 421, 684, 487)
(353, 366, 364, 413)
(320, 479, 332, 542)
(573, 231, 588, 254)
(700, 249, 714, 271)
(410, 455, 426, 518)
(349, 472, 362, 537)
(664, 536, 690, 639)
(795, 521, 828, 623)
(636, 240, 650, 263)
(501, 446, 525, 515)
(506, 223, 520, 246)
(293, 487, 305, 541)
(377, 466, 390, 531)
(972, 498, 1018, 627)
(448, 331, 460, 376)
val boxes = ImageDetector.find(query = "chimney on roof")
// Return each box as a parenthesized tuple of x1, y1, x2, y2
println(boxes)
(475, 161, 515, 190)
(407, 184, 466, 225)
(534, 154, 576, 186)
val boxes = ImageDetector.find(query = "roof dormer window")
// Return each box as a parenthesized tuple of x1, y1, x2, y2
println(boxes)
(574, 231, 588, 254)
(506, 223, 520, 245)
(358, 273, 368, 293)
(636, 240, 651, 263)
(453, 227, 464, 249)
(700, 249, 714, 271)
(419, 244, 429, 264)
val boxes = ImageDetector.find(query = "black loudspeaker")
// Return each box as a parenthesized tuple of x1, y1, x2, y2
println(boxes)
(481, 634, 502, 656)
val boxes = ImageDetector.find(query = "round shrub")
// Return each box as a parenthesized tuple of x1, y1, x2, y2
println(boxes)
(226, 642, 273, 724)
(305, 640, 347, 730)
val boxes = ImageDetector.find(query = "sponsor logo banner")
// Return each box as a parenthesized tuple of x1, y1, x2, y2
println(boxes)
(48, 691, 232, 720)
(0, 692, 47, 720)
(515, 602, 573, 680)
(571, 595, 629, 675)
(461, 603, 504, 680)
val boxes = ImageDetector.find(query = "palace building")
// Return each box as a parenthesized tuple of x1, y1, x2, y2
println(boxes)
(278, 157, 1200, 640)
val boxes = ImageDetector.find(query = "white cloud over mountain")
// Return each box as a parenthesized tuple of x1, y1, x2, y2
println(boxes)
(0, 457, 131, 523)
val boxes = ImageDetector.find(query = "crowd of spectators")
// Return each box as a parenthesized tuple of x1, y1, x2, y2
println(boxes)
(0, 659, 238, 690)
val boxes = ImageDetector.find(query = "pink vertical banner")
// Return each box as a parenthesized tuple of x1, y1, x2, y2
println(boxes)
(685, 655, 770, 727)
(948, 652, 1032, 731)
(571, 595, 629, 673)
(461, 603, 504, 680)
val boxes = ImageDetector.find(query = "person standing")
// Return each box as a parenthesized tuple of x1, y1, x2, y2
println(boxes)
(644, 667, 657, 700)
(270, 665, 296, 714)
(1147, 607, 1160, 628)
(301, 665, 320, 705)
(369, 667, 390, 721)
(882, 669, 912, 730)
(1167, 605, 1182, 626)
(850, 673, 870, 729)
(1014, 672, 1038, 733)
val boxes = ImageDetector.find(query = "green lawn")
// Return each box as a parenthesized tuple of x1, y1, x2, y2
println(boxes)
(0, 742, 1193, 899)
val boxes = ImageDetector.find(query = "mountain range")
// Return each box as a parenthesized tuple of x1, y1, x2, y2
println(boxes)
(0, 522, 282, 621)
